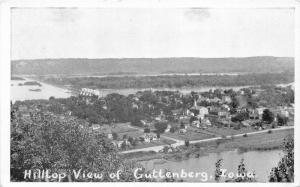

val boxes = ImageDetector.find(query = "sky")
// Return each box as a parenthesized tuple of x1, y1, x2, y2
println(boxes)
(11, 8, 294, 60)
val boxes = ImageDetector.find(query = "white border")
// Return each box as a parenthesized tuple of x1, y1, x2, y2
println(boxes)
(1, 0, 300, 187)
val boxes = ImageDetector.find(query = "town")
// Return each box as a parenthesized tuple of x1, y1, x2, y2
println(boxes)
(12, 83, 294, 154)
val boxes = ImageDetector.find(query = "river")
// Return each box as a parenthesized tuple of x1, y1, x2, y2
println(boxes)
(11, 76, 294, 102)
(10, 77, 254, 101)
(140, 149, 283, 182)
(10, 78, 72, 103)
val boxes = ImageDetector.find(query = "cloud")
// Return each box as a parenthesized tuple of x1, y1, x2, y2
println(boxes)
(184, 8, 210, 22)
(50, 8, 81, 23)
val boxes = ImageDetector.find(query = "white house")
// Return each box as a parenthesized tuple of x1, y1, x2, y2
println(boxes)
(280, 110, 289, 118)
(165, 124, 172, 133)
(222, 96, 232, 103)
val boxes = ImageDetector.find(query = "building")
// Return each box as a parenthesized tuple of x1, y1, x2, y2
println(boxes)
(280, 110, 289, 118)
(222, 96, 232, 103)
(164, 124, 172, 133)
(143, 133, 158, 142)
(218, 111, 230, 119)
(80, 88, 101, 97)
(201, 118, 212, 126)
(190, 101, 209, 119)
(197, 107, 209, 119)
(179, 128, 187, 134)
(92, 124, 113, 139)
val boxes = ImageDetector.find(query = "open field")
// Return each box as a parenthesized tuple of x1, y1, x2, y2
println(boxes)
(127, 137, 176, 150)
(202, 126, 257, 136)
(191, 128, 294, 153)
(164, 128, 215, 141)
(122, 128, 293, 161)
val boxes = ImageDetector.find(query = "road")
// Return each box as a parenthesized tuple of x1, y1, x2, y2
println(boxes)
(120, 125, 294, 154)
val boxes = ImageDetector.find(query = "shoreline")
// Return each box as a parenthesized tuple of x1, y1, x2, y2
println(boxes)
(122, 128, 293, 163)
(15, 75, 294, 98)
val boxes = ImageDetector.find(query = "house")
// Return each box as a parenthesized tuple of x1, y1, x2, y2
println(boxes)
(80, 88, 101, 97)
(132, 103, 139, 109)
(280, 110, 289, 118)
(191, 120, 201, 128)
(238, 90, 245, 95)
(171, 109, 183, 116)
(255, 107, 266, 119)
(185, 109, 195, 116)
(218, 119, 230, 127)
(201, 118, 212, 126)
(221, 104, 231, 111)
(218, 111, 230, 119)
(249, 108, 259, 120)
(140, 120, 147, 126)
(93, 124, 113, 139)
(210, 97, 221, 103)
(197, 107, 209, 119)
(143, 133, 158, 142)
(236, 107, 248, 113)
(18, 105, 28, 113)
(91, 124, 101, 130)
(164, 124, 172, 133)
(190, 102, 209, 119)
(241, 121, 250, 127)
(222, 96, 232, 103)
(179, 128, 187, 134)
(112, 140, 124, 148)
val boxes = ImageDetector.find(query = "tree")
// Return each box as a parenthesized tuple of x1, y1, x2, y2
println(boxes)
(139, 137, 145, 143)
(184, 140, 190, 147)
(215, 159, 223, 182)
(127, 136, 134, 145)
(131, 118, 144, 127)
(112, 132, 118, 140)
(170, 127, 176, 133)
(121, 140, 127, 150)
(49, 96, 55, 100)
(154, 122, 168, 133)
(144, 128, 150, 133)
(233, 159, 256, 182)
(262, 109, 274, 124)
(156, 133, 160, 139)
(277, 114, 288, 126)
(269, 137, 294, 182)
(10, 108, 151, 182)
(215, 159, 256, 182)
(189, 116, 198, 124)
(180, 122, 186, 129)
(230, 96, 239, 109)
(231, 112, 249, 122)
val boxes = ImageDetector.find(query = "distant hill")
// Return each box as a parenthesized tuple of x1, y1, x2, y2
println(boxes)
(11, 56, 294, 75)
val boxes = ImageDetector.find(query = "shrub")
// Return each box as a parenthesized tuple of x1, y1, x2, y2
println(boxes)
(268, 129, 272, 134)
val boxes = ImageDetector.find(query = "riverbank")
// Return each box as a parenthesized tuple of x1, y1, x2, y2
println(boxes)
(10, 77, 72, 102)
(122, 128, 293, 162)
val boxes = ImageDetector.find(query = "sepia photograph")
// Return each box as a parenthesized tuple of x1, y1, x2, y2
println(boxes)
(1, 0, 299, 185)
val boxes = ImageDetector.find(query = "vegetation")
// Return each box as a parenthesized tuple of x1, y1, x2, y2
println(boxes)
(269, 137, 294, 182)
(20, 81, 42, 87)
(12, 57, 294, 75)
(262, 109, 274, 124)
(11, 76, 25, 80)
(10, 108, 152, 182)
(215, 158, 256, 182)
(154, 122, 168, 133)
(43, 72, 293, 89)
(277, 114, 288, 126)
